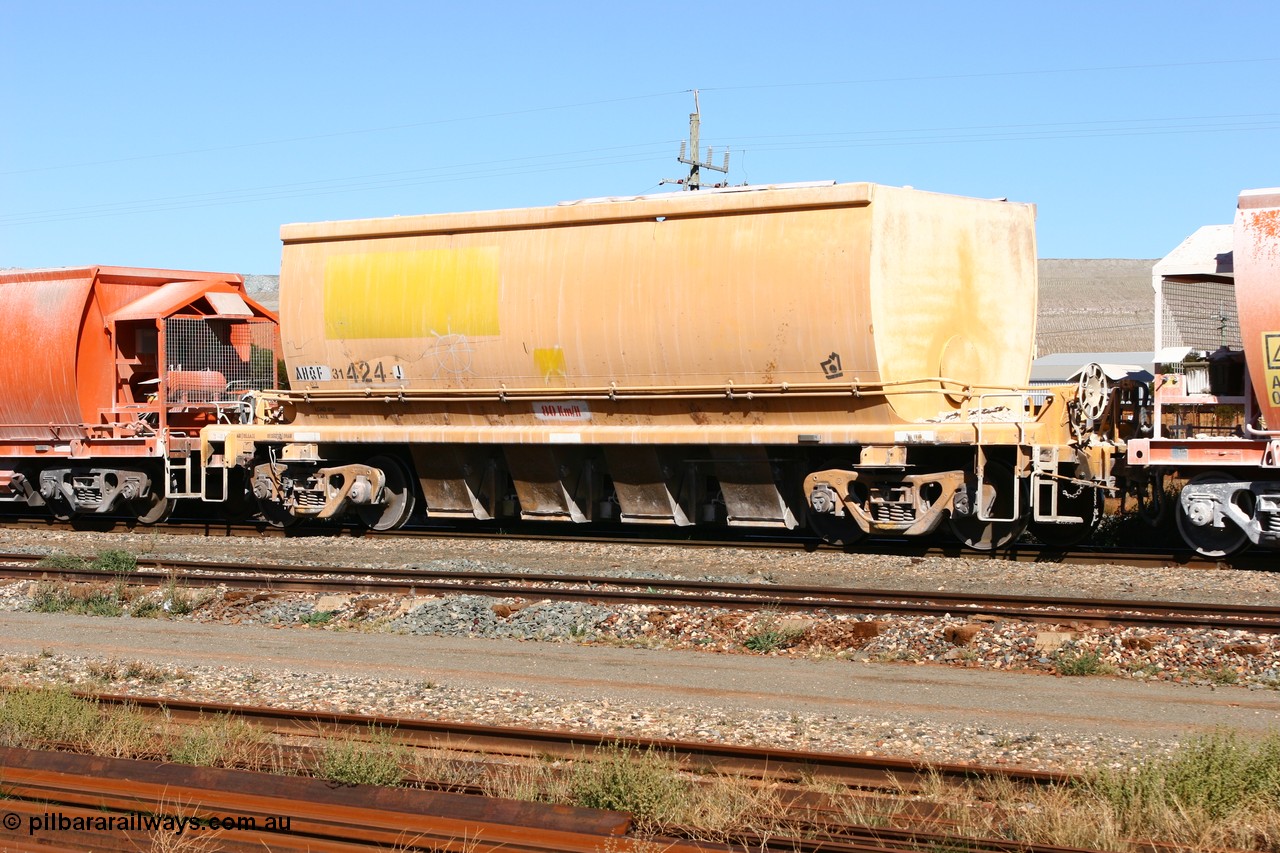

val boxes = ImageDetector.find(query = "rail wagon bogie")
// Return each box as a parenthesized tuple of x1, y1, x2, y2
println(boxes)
(203, 182, 1117, 547)
(0, 266, 279, 521)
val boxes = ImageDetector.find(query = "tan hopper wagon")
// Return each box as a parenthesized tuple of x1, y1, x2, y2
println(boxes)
(204, 182, 1116, 548)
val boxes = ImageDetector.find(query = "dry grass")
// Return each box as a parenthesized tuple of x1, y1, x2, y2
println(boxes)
(3, 686, 1280, 849)
(877, 732, 1280, 850)
(481, 745, 800, 841)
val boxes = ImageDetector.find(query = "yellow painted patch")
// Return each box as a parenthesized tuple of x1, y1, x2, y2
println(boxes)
(534, 346, 567, 380)
(323, 248, 500, 339)
(1265, 332, 1280, 408)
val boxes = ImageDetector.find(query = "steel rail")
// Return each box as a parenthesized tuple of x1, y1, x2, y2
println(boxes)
(0, 747, 1106, 853)
(0, 745, 666, 853)
(7, 552, 1280, 632)
(8, 700, 1130, 853)
(82, 691, 1075, 792)
(2, 510, 1272, 570)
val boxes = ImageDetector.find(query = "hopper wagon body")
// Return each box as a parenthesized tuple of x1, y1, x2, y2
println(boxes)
(205, 182, 1114, 548)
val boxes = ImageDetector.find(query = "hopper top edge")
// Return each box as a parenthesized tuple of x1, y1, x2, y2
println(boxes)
(1238, 187, 1280, 209)
(279, 181, 1028, 244)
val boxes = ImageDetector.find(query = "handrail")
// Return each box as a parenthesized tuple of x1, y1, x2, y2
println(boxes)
(264, 376, 1057, 405)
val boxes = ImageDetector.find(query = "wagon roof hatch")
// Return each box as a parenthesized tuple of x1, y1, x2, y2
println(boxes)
(107, 280, 275, 322)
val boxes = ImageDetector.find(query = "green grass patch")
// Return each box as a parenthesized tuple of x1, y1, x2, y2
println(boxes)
(0, 687, 100, 749)
(743, 628, 804, 653)
(1203, 665, 1241, 685)
(36, 553, 89, 571)
(127, 597, 163, 618)
(1088, 730, 1280, 825)
(160, 575, 207, 616)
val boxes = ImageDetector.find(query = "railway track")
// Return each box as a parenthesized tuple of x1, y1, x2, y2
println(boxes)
(0, 694, 1213, 853)
(0, 745, 646, 853)
(0, 741, 1115, 853)
(0, 511, 1268, 570)
(5, 551, 1280, 633)
(86, 691, 1075, 792)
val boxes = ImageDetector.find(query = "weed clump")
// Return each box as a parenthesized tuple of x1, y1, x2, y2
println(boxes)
(0, 687, 100, 749)
(30, 581, 124, 617)
(90, 549, 138, 574)
(743, 629, 804, 653)
(1053, 648, 1115, 677)
(37, 553, 90, 571)
(315, 727, 406, 787)
(741, 611, 808, 653)
(128, 597, 163, 618)
(169, 716, 274, 770)
(1085, 730, 1280, 840)
(569, 745, 689, 833)
(160, 573, 209, 616)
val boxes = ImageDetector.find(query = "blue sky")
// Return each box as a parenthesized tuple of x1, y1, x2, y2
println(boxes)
(3, 1, 1277, 274)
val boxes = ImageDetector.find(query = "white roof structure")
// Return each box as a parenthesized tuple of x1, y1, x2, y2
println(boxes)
(1153, 224, 1239, 354)
(1152, 225, 1233, 283)
(1030, 352, 1154, 385)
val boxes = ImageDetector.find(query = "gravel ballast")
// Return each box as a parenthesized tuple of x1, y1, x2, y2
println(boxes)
(1, 527, 1278, 773)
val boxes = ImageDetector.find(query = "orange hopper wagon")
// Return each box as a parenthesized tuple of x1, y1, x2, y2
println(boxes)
(0, 266, 278, 522)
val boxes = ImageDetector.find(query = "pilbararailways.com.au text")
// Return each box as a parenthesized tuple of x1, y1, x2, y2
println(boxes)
(12, 811, 292, 836)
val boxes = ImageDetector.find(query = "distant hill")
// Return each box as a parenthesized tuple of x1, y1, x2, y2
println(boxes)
(241, 259, 1158, 357)
(243, 274, 280, 312)
(1035, 259, 1155, 356)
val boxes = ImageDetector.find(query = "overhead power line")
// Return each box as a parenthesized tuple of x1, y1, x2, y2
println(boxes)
(0, 146, 677, 227)
(5, 109, 1278, 227)
(0, 90, 687, 178)
(697, 56, 1280, 92)
(6, 56, 1276, 178)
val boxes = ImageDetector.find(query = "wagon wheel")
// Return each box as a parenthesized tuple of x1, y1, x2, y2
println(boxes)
(357, 455, 417, 531)
(948, 462, 1028, 551)
(1135, 472, 1167, 526)
(255, 496, 301, 529)
(802, 463, 867, 546)
(220, 471, 257, 523)
(805, 507, 866, 547)
(133, 491, 174, 525)
(1175, 472, 1250, 558)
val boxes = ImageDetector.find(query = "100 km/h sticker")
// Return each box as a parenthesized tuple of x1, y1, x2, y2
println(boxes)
(1266, 333, 1280, 406)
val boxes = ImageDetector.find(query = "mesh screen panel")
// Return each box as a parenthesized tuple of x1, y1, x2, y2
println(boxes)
(1160, 281, 1241, 351)
(163, 318, 278, 403)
